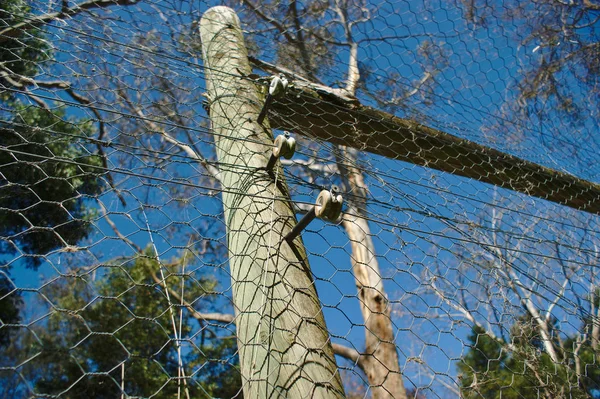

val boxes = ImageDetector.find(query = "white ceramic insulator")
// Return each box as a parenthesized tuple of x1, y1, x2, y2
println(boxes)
(281, 136, 295, 159)
(273, 135, 296, 159)
(269, 75, 281, 96)
(315, 189, 343, 221)
(269, 74, 288, 97)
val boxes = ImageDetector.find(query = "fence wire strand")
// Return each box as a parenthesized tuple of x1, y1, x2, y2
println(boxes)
(1, 0, 600, 398)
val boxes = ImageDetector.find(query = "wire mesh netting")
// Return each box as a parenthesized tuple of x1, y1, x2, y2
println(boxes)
(1, 0, 599, 398)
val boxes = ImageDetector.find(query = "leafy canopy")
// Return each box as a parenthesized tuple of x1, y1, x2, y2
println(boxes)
(3, 252, 242, 398)
(459, 314, 600, 398)
(0, 0, 104, 269)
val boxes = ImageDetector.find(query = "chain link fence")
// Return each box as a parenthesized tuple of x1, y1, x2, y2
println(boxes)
(1, 0, 599, 398)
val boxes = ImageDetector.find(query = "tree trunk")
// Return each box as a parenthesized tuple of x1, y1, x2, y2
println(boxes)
(200, 7, 345, 398)
(592, 289, 600, 351)
(337, 146, 407, 399)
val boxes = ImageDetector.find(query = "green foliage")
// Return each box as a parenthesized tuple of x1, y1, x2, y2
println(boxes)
(0, 0, 51, 100)
(0, 105, 103, 269)
(459, 315, 599, 398)
(23, 252, 242, 398)
(0, 273, 21, 348)
(458, 326, 509, 398)
(0, 0, 104, 269)
(563, 289, 600, 396)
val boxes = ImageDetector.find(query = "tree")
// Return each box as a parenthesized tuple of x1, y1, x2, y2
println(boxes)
(457, 0, 600, 171)
(0, 0, 50, 92)
(0, 107, 103, 268)
(0, 3, 242, 396)
(0, 3, 242, 398)
(227, 2, 424, 397)
(426, 197, 600, 398)
(0, 0, 104, 269)
(0, 1, 106, 371)
(3, 1, 599, 397)
(65, 1, 404, 394)
(1, 250, 242, 398)
(459, 315, 600, 399)
(0, 273, 21, 348)
(201, 8, 345, 397)
(459, 324, 537, 399)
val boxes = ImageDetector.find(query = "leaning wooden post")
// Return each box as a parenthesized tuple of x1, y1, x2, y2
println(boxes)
(200, 7, 345, 398)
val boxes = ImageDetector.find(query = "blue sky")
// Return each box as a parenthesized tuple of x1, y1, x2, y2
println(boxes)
(4, 0, 600, 397)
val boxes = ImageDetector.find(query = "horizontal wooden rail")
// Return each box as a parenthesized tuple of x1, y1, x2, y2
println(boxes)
(254, 61, 600, 215)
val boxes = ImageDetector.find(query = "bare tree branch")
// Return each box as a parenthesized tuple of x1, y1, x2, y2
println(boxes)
(147, 267, 235, 325)
(504, 262, 560, 363)
(331, 343, 367, 372)
(545, 261, 573, 322)
(118, 88, 222, 182)
(97, 201, 142, 253)
(331, 0, 360, 96)
(290, 0, 318, 81)
(0, 0, 139, 44)
(96, 203, 234, 325)
(429, 273, 512, 349)
(0, 65, 127, 206)
(394, 72, 433, 102)
(239, 0, 295, 45)
(345, 42, 360, 95)
(280, 158, 339, 175)
(583, 0, 600, 11)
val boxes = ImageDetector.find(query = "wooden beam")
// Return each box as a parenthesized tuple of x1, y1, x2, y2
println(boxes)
(258, 67, 600, 214)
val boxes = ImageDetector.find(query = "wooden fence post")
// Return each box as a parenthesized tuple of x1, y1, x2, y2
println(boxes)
(200, 6, 346, 398)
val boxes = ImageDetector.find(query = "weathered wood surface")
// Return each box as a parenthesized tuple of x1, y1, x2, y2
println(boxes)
(256, 69, 600, 214)
(201, 7, 345, 398)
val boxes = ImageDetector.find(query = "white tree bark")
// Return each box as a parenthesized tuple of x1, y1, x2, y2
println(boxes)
(338, 147, 407, 399)
(335, 10, 407, 391)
